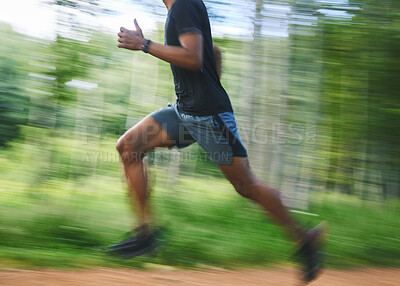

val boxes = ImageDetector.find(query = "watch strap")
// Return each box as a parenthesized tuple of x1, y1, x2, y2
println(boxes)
(142, 39, 152, 53)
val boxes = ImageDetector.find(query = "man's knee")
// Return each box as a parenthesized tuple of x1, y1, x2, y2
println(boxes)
(116, 132, 145, 162)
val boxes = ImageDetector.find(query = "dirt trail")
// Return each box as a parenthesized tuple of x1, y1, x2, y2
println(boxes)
(1, 267, 399, 285)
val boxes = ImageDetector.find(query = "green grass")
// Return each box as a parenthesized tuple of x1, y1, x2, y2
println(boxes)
(1, 167, 399, 270)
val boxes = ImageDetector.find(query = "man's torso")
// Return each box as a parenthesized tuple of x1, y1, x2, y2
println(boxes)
(165, 0, 233, 116)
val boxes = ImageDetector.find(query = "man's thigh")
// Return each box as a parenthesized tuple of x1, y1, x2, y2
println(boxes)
(117, 115, 176, 152)
(218, 157, 256, 185)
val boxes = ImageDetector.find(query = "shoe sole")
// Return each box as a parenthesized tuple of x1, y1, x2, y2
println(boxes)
(106, 235, 166, 259)
(107, 241, 158, 259)
(106, 228, 168, 259)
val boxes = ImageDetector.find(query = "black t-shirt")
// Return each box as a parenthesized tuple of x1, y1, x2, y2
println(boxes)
(165, 0, 233, 116)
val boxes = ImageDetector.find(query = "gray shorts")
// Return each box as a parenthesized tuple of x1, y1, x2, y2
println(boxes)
(150, 103, 247, 165)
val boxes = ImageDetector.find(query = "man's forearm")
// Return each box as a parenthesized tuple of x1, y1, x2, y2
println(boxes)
(146, 41, 202, 71)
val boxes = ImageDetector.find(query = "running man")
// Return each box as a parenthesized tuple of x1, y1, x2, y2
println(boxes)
(110, 0, 327, 282)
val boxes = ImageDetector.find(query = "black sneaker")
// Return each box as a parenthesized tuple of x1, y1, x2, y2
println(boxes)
(107, 226, 162, 259)
(295, 221, 328, 283)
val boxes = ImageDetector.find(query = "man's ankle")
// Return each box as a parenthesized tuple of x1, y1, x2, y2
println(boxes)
(137, 223, 151, 235)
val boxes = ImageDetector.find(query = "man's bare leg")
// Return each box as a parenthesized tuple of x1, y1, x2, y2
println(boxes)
(116, 116, 175, 230)
(218, 157, 305, 243)
(219, 156, 328, 282)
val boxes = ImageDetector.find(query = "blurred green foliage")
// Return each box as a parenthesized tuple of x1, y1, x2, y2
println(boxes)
(0, 172, 399, 269)
(0, 0, 400, 270)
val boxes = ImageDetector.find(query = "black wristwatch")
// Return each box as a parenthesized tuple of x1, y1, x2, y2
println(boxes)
(141, 39, 152, 53)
